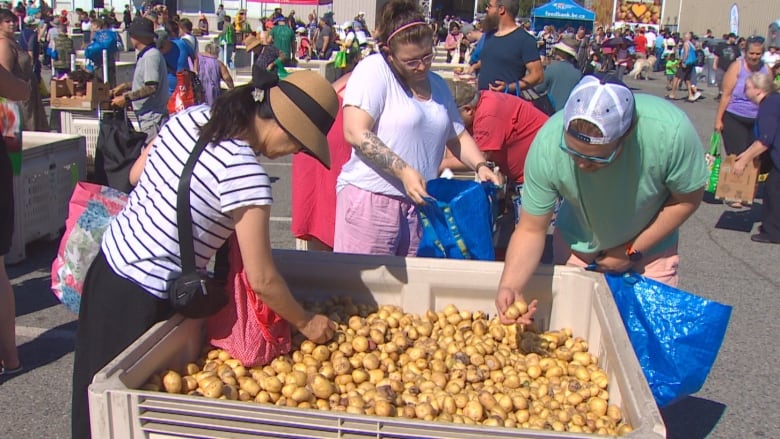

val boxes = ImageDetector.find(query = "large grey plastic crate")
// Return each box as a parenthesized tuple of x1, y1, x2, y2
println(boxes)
(89, 250, 665, 439)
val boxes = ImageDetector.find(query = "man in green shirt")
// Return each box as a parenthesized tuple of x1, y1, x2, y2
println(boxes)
(218, 15, 235, 68)
(270, 16, 296, 66)
(495, 75, 708, 324)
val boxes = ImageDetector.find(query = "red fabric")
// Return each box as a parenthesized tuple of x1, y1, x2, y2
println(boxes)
(634, 35, 648, 55)
(207, 236, 292, 368)
(291, 95, 351, 248)
(471, 91, 549, 184)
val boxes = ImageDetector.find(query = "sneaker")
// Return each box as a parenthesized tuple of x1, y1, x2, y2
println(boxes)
(751, 232, 780, 244)
(688, 91, 702, 102)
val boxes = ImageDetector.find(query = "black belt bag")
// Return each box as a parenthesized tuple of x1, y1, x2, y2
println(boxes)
(169, 136, 227, 319)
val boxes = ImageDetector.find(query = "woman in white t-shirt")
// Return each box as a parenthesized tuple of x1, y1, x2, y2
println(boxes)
(335, 0, 501, 256)
(70, 69, 339, 439)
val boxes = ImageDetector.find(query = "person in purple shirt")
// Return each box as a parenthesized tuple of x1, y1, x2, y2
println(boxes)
(732, 72, 780, 243)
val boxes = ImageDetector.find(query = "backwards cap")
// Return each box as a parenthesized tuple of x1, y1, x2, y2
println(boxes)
(563, 75, 635, 145)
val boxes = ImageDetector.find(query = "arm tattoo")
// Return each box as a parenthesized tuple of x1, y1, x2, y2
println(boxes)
(354, 131, 408, 177)
(126, 83, 158, 101)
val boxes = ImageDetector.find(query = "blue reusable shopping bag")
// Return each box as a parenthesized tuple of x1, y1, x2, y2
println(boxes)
(604, 273, 732, 407)
(416, 179, 497, 261)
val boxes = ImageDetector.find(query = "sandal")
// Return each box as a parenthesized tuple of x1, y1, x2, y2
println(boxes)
(665, 95, 676, 100)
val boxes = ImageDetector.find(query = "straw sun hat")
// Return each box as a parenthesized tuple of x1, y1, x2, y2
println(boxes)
(261, 69, 339, 168)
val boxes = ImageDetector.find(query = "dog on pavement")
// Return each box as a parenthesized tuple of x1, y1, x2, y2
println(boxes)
(629, 55, 657, 80)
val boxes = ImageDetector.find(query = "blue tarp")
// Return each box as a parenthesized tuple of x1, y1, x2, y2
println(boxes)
(532, 0, 595, 21)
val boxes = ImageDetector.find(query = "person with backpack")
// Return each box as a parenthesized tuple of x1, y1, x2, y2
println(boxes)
(666, 31, 700, 102)
(686, 36, 706, 101)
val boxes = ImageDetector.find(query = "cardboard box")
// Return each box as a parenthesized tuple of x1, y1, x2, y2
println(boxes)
(88, 251, 665, 439)
(715, 154, 759, 204)
(50, 78, 110, 110)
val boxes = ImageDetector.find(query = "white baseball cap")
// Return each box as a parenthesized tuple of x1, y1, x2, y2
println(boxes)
(564, 75, 635, 145)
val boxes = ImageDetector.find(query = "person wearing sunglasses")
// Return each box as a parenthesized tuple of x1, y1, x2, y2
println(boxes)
(495, 75, 708, 325)
(714, 35, 770, 208)
(335, 0, 501, 257)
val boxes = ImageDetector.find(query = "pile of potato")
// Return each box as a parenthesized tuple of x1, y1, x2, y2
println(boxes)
(143, 297, 633, 436)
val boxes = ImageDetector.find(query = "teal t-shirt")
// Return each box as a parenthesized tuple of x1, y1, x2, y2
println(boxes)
(523, 94, 708, 255)
(270, 24, 295, 59)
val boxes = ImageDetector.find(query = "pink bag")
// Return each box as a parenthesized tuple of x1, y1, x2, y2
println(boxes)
(207, 236, 292, 367)
(51, 182, 129, 314)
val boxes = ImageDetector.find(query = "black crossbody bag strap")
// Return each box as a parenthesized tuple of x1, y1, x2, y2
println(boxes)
(177, 136, 211, 274)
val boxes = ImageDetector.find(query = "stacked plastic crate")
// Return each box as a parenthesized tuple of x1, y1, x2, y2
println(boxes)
(7, 133, 86, 264)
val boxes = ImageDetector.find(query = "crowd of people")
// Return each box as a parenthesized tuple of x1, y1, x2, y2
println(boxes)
(1, 1, 779, 438)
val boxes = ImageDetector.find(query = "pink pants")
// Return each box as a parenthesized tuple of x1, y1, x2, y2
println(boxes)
(333, 184, 421, 256)
(552, 229, 680, 287)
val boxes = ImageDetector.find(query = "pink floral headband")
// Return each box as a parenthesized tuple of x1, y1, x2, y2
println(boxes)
(387, 21, 427, 43)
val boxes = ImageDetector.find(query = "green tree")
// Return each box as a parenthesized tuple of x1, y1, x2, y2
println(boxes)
(518, 0, 535, 19)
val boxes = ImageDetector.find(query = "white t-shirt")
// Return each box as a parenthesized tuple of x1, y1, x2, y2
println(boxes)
(102, 105, 273, 298)
(663, 37, 676, 56)
(646, 31, 657, 50)
(338, 54, 464, 197)
(762, 50, 779, 68)
(355, 30, 368, 46)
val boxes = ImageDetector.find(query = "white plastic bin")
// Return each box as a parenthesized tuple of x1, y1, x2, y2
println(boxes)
(8, 132, 86, 264)
(89, 251, 665, 439)
(60, 112, 100, 173)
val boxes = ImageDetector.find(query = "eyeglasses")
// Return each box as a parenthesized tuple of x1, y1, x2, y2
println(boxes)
(559, 132, 622, 164)
(398, 52, 434, 69)
(747, 35, 765, 44)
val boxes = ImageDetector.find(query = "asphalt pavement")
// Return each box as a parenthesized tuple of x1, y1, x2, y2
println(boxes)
(1, 67, 778, 439)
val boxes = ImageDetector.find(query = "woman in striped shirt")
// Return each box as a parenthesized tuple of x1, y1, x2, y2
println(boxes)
(71, 68, 339, 439)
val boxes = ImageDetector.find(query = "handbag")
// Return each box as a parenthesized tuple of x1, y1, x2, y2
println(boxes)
(334, 49, 347, 69)
(706, 131, 721, 193)
(167, 70, 197, 114)
(51, 182, 128, 314)
(206, 236, 292, 367)
(417, 179, 498, 261)
(511, 81, 555, 116)
(189, 70, 206, 104)
(169, 135, 228, 319)
(605, 273, 732, 407)
(0, 97, 23, 175)
(93, 109, 148, 193)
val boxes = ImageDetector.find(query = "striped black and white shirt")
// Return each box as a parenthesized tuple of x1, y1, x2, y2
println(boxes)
(102, 105, 273, 299)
